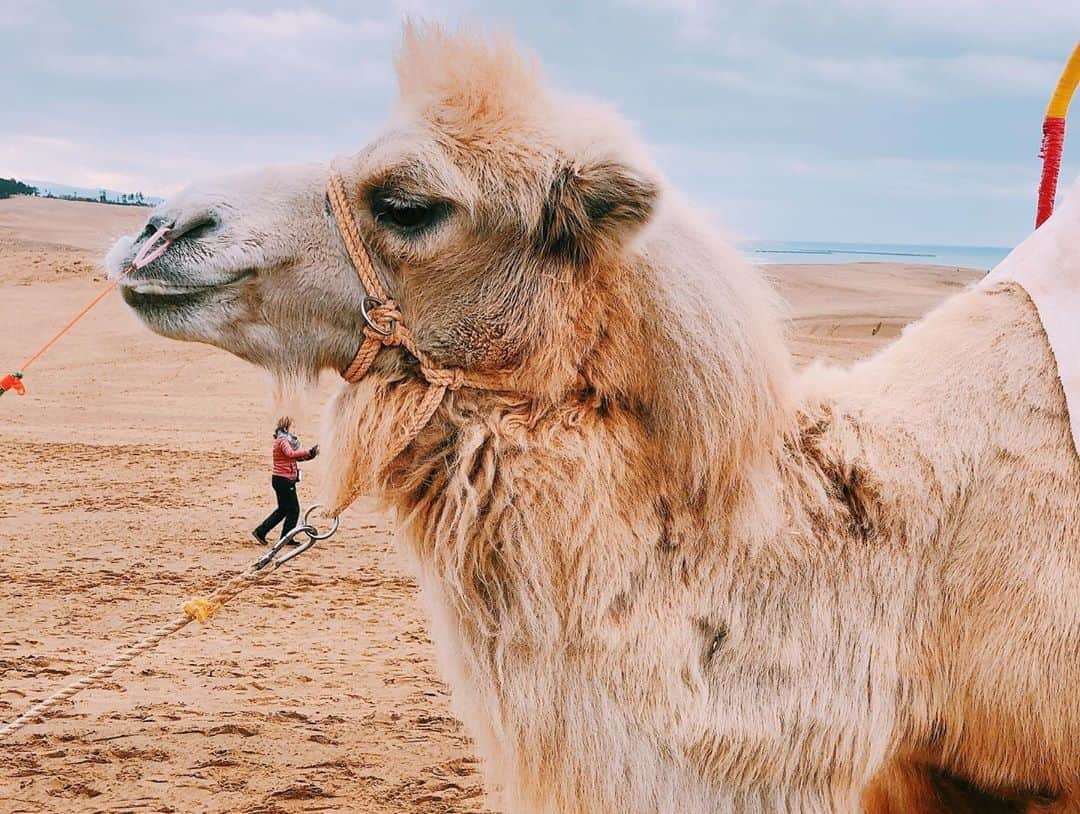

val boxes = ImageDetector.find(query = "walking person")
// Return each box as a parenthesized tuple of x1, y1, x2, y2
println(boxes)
(253, 417, 319, 545)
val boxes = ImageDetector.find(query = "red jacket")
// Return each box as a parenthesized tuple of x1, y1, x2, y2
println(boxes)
(272, 435, 312, 480)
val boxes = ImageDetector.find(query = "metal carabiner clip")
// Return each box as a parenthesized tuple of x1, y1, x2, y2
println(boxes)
(251, 505, 338, 571)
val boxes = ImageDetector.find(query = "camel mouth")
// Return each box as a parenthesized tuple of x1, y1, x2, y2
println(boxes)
(119, 269, 254, 313)
(121, 269, 255, 297)
(121, 284, 220, 312)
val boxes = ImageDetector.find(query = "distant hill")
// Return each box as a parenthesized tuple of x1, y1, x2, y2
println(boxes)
(21, 179, 163, 207)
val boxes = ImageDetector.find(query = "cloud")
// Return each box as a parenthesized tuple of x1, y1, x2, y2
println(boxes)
(3, 1, 1073, 245)
(2, 121, 378, 197)
(181, 7, 396, 87)
(618, 0, 716, 41)
(189, 7, 392, 45)
(652, 141, 1078, 243)
(689, 50, 1061, 103)
(940, 53, 1064, 94)
(617, 0, 1080, 47)
(15, 134, 76, 150)
(806, 52, 1059, 97)
(844, 0, 1080, 45)
(782, 155, 1039, 200)
(2, 131, 203, 195)
(658, 142, 1043, 199)
(0, 1, 52, 30)
(621, 0, 1073, 111)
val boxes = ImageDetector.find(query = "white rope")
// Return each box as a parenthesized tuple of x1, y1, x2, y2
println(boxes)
(1, 568, 269, 739)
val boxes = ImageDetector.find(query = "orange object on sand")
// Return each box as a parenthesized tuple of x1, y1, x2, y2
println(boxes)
(0, 371, 25, 396)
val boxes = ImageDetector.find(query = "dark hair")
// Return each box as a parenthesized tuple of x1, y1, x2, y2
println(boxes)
(275, 416, 292, 436)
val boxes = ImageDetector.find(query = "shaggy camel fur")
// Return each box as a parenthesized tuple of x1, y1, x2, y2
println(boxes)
(107, 26, 1080, 813)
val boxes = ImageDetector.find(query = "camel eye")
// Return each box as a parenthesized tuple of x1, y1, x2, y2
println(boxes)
(384, 203, 430, 229)
(371, 194, 447, 235)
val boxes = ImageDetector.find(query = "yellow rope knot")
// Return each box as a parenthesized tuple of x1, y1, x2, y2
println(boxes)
(182, 596, 223, 624)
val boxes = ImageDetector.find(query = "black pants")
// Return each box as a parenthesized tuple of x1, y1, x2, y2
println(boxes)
(255, 476, 300, 540)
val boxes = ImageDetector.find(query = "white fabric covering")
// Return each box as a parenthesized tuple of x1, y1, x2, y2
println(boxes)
(981, 176, 1080, 455)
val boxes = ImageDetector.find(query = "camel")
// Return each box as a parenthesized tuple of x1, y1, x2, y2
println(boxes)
(105, 25, 1080, 814)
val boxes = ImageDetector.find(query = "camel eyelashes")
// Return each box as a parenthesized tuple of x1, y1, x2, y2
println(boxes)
(370, 193, 449, 236)
(381, 203, 432, 230)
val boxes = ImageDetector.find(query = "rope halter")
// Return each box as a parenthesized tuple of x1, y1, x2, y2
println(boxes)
(325, 171, 520, 470)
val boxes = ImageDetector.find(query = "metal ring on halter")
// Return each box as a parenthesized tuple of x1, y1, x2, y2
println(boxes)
(251, 506, 339, 570)
(299, 504, 340, 541)
(360, 296, 395, 336)
(272, 506, 340, 567)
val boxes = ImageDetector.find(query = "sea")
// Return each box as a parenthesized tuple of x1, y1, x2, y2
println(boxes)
(741, 241, 1011, 272)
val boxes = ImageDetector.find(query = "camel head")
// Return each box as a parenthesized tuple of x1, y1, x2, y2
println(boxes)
(106, 25, 665, 395)
(108, 24, 790, 507)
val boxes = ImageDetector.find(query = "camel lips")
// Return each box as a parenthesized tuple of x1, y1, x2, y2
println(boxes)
(121, 269, 255, 296)
(122, 280, 216, 296)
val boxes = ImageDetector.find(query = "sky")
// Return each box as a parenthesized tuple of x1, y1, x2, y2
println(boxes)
(2, 1, 1078, 246)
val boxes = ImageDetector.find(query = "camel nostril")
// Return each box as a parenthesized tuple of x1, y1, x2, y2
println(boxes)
(170, 212, 220, 243)
(139, 218, 169, 241)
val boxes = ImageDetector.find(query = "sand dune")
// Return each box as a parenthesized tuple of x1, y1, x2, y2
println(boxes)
(0, 196, 983, 813)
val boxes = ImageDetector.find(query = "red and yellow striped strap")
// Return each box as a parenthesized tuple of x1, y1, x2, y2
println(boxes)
(1037, 43, 1080, 228)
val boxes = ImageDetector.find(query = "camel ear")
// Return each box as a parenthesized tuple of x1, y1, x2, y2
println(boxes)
(538, 160, 659, 265)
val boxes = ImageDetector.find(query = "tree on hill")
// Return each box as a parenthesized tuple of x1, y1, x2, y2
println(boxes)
(0, 178, 38, 199)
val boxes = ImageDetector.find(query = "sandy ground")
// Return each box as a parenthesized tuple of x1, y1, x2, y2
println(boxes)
(0, 196, 983, 813)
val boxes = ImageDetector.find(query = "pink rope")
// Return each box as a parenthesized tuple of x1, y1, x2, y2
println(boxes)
(131, 225, 172, 269)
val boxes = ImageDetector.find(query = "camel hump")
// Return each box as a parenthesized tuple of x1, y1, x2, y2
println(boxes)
(981, 174, 1080, 456)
